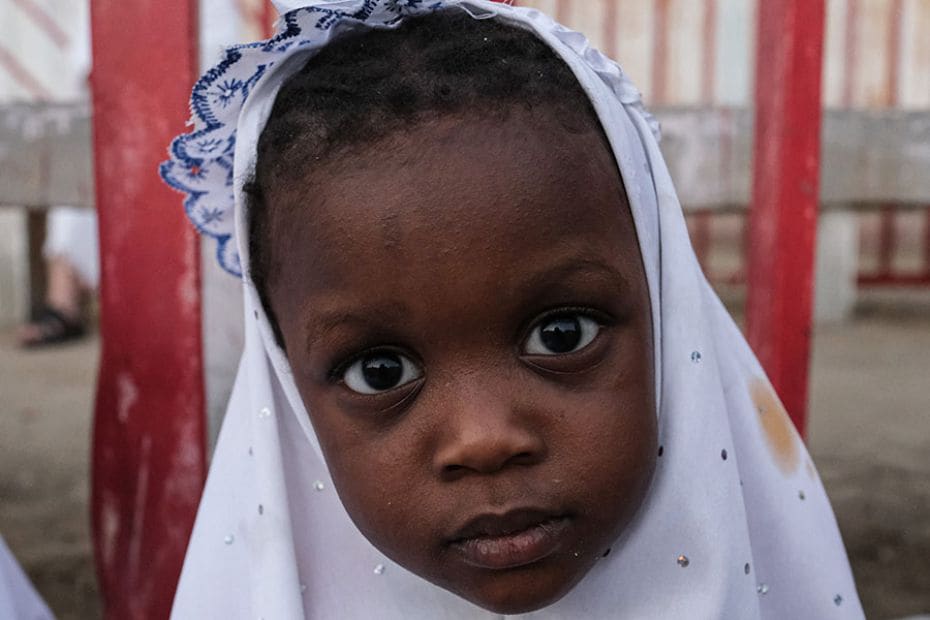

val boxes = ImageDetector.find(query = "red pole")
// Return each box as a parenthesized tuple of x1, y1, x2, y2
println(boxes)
(90, 0, 205, 618)
(745, 0, 826, 437)
(554, 0, 569, 25)
(261, 0, 277, 39)
(651, 0, 669, 104)
(602, 0, 619, 60)
(876, 1, 903, 280)
(877, 203, 896, 277)
(924, 206, 930, 277)
(701, 0, 717, 104)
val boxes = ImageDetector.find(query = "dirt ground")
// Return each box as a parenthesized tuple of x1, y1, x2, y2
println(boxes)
(1, 297, 928, 619)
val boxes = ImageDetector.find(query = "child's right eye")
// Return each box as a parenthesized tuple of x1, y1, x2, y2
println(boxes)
(341, 350, 423, 395)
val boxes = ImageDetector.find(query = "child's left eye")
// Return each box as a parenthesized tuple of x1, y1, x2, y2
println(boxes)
(342, 351, 423, 395)
(523, 313, 601, 356)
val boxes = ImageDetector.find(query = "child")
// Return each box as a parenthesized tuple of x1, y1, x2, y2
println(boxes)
(161, 1, 864, 617)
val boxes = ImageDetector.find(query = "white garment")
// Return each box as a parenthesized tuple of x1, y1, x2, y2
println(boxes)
(164, 2, 864, 618)
(0, 536, 54, 620)
(43, 206, 98, 289)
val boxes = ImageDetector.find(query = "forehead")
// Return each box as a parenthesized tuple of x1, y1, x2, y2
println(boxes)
(269, 111, 637, 287)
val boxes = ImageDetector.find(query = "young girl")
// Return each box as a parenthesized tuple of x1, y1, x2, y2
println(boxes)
(161, 1, 864, 617)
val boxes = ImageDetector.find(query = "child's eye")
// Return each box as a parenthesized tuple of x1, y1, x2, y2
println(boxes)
(523, 313, 601, 356)
(342, 351, 423, 394)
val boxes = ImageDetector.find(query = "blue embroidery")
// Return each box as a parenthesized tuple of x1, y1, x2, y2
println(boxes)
(207, 78, 244, 108)
(194, 137, 225, 155)
(387, 0, 424, 14)
(159, 1, 459, 278)
(199, 206, 225, 226)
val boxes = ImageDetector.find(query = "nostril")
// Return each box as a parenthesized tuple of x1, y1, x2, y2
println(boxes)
(443, 464, 466, 476)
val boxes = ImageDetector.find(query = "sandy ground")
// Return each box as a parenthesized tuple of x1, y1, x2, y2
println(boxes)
(0, 331, 100, 619)
(1, 300, 929, 619)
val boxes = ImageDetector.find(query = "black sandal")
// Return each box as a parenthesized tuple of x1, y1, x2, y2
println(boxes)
(18, 306, 87, 348)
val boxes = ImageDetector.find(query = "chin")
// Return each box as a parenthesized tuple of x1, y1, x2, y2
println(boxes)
(450, 568, 583, 615)
(463, 586, 571, 615)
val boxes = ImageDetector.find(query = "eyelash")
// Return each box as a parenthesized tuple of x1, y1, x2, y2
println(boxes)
(326, 306, 613, 387)
(518, 306, 613, 347)
(326, 345, 409, 385)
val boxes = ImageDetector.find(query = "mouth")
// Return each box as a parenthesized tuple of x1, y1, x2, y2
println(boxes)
(446, 509, 573, 570)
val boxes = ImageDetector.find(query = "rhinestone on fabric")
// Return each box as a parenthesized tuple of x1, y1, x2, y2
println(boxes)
(677, 555, 690, 568)
(721, 449, 728, 460)
(834, 594, 843, 606)
(259, 407, 271, 419)
(799, 490, 806, 500)
(757, 583, 769, 595)
(373, 564, 385, 575)
(691, 351, 702, 363)
(314, 481, 325, 492)
(224, 535, 234, 545)
(258, 504, 264, 515)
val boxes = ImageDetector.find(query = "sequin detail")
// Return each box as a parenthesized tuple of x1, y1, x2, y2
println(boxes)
(677, 555, 690, 567)
(374, 564, 386, 575)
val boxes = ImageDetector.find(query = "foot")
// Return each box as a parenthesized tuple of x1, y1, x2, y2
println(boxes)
(17, 306, 86, 348)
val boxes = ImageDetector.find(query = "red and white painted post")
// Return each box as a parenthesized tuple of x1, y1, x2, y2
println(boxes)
(745, 0, 826, 437)
(89, 1, 205, 618)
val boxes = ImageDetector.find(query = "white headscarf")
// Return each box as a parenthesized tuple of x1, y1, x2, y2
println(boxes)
(0, 535, 54, 620)
(161, 2, 864, 617)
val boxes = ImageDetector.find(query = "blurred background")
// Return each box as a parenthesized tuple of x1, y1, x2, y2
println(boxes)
(0, 0, 928, 618)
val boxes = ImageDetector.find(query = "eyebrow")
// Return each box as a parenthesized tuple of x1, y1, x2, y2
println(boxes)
(302, 254, 632, 347)
(303, 300, 410, 348)
(516, 254, 632, 299)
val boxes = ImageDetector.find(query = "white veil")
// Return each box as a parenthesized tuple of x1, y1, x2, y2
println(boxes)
(0, 535, 53, 620)
(161, 2, 864, 617)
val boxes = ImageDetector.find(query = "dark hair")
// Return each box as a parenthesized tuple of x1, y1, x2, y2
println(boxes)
(247, 9, 604, 347)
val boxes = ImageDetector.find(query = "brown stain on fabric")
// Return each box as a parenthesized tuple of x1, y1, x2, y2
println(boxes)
(750, 378, 801, 475)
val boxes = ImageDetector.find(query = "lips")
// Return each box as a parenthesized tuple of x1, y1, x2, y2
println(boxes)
(447, 509, 572, 570)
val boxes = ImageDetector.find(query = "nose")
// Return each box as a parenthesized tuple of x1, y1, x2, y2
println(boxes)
(432, 382, 547, 479)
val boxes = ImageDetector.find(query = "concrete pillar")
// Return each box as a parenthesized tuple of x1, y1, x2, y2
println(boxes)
(201, 244, 244, 455)
(815, 209, 859, 323)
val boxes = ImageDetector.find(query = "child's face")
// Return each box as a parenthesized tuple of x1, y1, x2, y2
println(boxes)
(267, 111, 657, 614)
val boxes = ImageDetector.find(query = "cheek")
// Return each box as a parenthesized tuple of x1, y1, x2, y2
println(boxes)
(554, 385, 656, 497)
(559, 331, 657, 516)
(301, 401, 437, 552)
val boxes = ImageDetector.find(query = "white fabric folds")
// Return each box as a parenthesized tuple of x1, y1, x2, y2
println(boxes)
(0, 536, 54, 620)
(163, 1, 864, 618)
